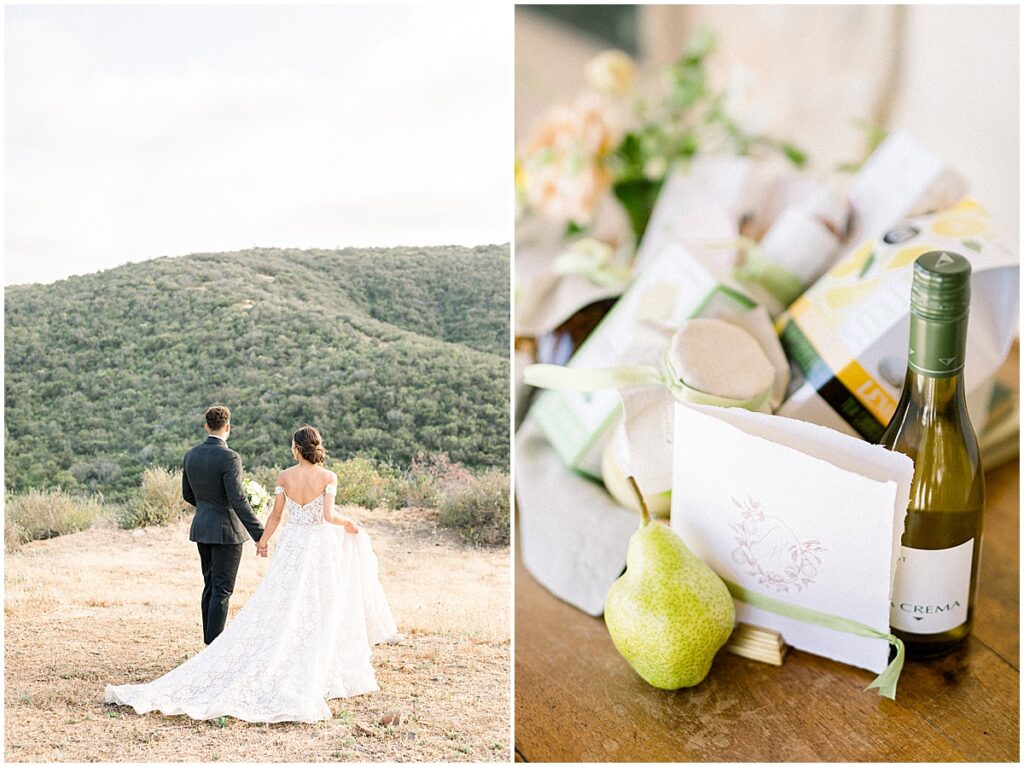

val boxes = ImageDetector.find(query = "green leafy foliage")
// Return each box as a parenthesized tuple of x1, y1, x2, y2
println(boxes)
(5, 488, 105, 551)
(119, 467, 191, 529)
(438, 468, 510, 547)
(392, 452, 475, 510)
(780, 143, 808, 168)
(325, 451, 510, 545)
(329, 456, 400, 510)
(5, 245, 510, 499)
(607, 28, 807, 239)
(611, 177, 665, 243)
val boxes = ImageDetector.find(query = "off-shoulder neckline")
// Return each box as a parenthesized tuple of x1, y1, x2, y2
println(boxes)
(275, 483, 337, 507)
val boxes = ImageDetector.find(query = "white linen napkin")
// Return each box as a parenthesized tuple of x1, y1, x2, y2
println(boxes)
(516, 416, 636, 616)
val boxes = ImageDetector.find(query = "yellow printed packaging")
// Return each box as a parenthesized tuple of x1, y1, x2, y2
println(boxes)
(775, 199, 1018, 441)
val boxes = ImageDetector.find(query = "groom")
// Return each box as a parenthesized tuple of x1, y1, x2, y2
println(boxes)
(182, 406, 265, 645)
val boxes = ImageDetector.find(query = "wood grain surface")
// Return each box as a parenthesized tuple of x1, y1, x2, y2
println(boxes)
(514, 345, 1020, 763)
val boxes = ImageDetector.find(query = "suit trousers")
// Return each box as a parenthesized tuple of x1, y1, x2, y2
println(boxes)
(196, 542, 244, 645)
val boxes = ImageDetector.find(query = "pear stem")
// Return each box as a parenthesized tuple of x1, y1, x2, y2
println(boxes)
(626, 475, 650, 526)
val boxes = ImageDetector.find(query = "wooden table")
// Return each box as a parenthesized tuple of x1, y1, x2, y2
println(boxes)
(515, 346, 1019, 762)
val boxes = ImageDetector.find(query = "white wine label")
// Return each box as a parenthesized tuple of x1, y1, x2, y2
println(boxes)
(890, 539, 974, 633)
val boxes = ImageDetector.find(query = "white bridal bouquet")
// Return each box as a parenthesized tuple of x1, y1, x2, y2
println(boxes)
(245, 479, 271, 517)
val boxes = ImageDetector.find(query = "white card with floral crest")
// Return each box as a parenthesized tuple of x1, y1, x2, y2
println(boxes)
(671, 403, 914, 673)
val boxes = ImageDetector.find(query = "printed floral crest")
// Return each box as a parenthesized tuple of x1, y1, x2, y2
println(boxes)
(730, 495, 826, 593)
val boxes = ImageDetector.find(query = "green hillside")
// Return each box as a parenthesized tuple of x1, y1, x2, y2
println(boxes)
(5, 245, 509, 498)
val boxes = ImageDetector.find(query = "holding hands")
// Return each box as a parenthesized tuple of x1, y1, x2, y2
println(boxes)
(256, 542, 269, 557)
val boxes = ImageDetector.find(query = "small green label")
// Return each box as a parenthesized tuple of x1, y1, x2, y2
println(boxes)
(908, 314, 968, 378)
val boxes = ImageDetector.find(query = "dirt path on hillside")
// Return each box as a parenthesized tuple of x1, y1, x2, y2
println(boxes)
(4, 507, 510, 762)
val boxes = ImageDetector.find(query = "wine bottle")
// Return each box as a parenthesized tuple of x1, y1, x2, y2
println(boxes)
(880, 250, 984, 657)
(533, 298, 617, 366)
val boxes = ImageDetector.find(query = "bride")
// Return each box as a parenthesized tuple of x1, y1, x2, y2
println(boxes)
(105, 425, 398, 723)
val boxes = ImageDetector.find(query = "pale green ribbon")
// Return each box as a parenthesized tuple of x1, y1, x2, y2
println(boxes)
(709, 236, 807, 308)
(525, 354, 904, 698)
(551, 247, 633, 290)
(725, 579, 906, 700)
(523, 352, 770, 411)
(526, 343, 903, 697)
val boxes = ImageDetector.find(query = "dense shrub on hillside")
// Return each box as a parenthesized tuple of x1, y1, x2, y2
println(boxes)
(119, 467, 191, 529)
(5, 488, 105, 551)
(330, 457, 400, 510)
(4, 451, 511, 550)
(5, 245, 509, 499)
(393, 452, 475, 509)
(439, 468, 510, 547)
(340, 244, 509, 356)
(326, 452, 510, 544)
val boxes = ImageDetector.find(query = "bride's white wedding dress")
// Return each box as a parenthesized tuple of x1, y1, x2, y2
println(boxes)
(105, 484, 398, 723)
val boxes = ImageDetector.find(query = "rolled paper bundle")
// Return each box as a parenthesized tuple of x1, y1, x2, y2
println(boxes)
(731, 182, 850, 315)
(549, 238, 633, 289)
(515, 264, 625, 338)
(516, 207, 635, 337)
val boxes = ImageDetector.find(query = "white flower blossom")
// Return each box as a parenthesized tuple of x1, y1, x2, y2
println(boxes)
(586, 50, 636, 97)
(517, 96, 622, 227)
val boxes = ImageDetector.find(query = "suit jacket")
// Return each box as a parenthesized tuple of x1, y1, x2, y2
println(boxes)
(182, 436, 264, 545)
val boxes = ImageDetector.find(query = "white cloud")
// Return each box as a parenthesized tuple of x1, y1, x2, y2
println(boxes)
(4, 4, 511, 285)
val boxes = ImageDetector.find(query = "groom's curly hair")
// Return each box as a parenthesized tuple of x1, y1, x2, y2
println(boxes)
(205, 406, 231, 431)
(292, 425, 327, 464)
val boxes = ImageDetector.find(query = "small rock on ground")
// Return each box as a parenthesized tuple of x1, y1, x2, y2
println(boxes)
(379, 711, 404, 727)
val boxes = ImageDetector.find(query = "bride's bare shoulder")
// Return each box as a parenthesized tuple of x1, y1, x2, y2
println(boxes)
(276, 465, 297, 486)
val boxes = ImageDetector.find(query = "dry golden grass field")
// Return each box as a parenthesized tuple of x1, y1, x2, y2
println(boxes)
(4, 506, 510, 762)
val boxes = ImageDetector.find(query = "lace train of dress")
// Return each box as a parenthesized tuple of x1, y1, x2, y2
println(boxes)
(105, 488, 398, 723)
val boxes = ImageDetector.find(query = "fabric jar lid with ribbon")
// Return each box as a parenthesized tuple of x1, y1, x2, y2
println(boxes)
(524, 315, 781, 514)
(523, 316, 778, 410)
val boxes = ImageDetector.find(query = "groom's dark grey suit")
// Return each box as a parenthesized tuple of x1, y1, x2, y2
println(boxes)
(182, 436, 264, 645)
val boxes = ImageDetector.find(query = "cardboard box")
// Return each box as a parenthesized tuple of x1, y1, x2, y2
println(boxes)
(530, 240, 756, 477)
(776, 199, 1019, 439)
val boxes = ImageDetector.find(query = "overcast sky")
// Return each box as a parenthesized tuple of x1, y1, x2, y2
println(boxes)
(4, 5, 511, 285)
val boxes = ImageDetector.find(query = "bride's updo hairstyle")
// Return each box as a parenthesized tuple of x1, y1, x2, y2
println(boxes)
(292, 425, 327, 464)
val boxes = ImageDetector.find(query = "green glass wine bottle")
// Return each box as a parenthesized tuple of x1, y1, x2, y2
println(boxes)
(880, 250, 984, 658)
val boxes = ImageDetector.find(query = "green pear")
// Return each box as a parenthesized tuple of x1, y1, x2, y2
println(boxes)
(604, 476, 735, 690)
